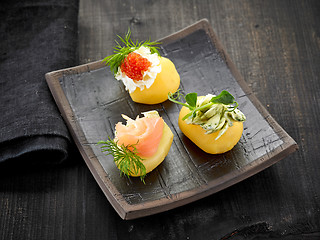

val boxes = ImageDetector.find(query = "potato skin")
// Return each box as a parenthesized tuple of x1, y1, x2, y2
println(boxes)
(129, 57, 180, 104)
(178, 106, 243, 154)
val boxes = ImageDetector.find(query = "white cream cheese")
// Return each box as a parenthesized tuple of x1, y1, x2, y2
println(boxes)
(115, 46, 161, 93)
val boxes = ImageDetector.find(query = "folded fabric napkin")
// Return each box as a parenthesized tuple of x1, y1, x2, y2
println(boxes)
(0, 0, 79, 164)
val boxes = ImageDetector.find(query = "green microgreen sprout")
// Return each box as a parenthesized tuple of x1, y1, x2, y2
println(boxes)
(168, 89, 239, 121)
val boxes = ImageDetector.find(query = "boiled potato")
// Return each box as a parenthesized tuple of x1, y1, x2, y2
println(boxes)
(129, 57, 180, 104)
(178, 105, 243, 154)
(115, 110, 174, 177)
(126, 122, 173, 176)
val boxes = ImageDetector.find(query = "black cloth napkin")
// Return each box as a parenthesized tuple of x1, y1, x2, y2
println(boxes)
(0, 0, 79, 164)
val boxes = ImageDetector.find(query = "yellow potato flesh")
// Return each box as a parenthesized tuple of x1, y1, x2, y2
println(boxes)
(120, 122, 173, 177)
(178, 106, 243, 154)
(129, 57, 180, 104)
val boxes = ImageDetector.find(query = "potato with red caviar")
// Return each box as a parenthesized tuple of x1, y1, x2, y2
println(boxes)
(169, 90, 246, 154)
(103, 30, 180, 104)
(130, 57, 180, 104)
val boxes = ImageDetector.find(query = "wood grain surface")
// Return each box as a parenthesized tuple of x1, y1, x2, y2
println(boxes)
(1, 0, 319, 239)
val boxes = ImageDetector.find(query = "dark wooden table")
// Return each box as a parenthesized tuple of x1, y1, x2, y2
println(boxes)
(1, 0, 319, 239)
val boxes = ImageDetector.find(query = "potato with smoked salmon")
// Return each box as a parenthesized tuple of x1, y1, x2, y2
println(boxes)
(98, 111, 173, 180)
(169, 90, 246, 154)
(103, 30, 180, 104)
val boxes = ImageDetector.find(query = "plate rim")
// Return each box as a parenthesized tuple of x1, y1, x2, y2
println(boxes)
(45, 18, 298, 220)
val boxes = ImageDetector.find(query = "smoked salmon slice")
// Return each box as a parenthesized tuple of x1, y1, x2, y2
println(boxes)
(115, 114, 164, 157)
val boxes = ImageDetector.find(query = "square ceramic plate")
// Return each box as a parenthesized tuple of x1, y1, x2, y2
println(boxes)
(45, 19, 298, 220)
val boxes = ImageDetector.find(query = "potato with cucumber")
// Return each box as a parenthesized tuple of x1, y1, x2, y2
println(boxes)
(168, 89, 246, 154)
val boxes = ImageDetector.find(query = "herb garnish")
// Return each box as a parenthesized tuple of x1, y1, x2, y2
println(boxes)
(168, 89, 239, 121)
(98, 137, 146, 182)
(102, 29, 161, 75)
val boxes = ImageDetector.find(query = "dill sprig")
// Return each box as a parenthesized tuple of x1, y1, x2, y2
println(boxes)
(98, 137, 146, 182)
(102, 29, 161, 75)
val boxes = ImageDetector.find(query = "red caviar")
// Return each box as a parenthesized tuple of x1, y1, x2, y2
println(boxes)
(121, 52, 151, 81)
